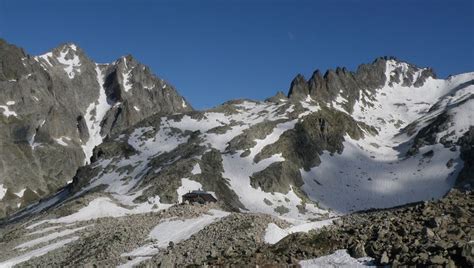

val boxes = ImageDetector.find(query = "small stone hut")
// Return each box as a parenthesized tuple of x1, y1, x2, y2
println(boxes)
(182, 190, 217, 204)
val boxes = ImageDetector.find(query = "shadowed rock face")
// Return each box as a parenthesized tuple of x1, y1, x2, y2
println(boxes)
(0, 39, 192, 218)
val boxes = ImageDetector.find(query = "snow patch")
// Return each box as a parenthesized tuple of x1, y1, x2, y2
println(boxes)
(191, 163, 202, 175)
(143, 83, 155, 90)
(122, 57, 133, 92)
(28, 225, 74, 236)
(301, 96, 321, 114)
(121, 209, 229, 263)
(27, 197, 131, 228)
(0, 184, 7, 200)
(15, 188, 26, 198)
(54, 136, 71, 146)
(299, 249, 375, 267)
(264, 219, 334, 244)
(34, 52, 53, 70)
(16, 225, 90, 250)
(81, 65, 112, 164)
(28, 119, 45, 150)
(0, 237, 78, 267)
(0, 105, 17, 117)
(150, 209, 229, 246)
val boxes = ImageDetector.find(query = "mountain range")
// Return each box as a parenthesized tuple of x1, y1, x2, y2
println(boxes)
(0, 39, 472, 267)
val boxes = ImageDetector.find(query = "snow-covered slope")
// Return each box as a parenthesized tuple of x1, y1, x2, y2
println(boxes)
(301, 60, 474, 212)
(72, 99, 328, 221)
(52, 59, 471, 220)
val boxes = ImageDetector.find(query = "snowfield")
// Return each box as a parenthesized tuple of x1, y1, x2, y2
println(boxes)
(301, 138, 461, 213)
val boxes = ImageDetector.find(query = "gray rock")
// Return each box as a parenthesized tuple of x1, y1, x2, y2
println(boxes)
(422, 227, 435, 238)
(430, 255, 447, 265)
(461, 241, 474, 264)
(349, 241, 367, 258)
(380, 251, 390, 264)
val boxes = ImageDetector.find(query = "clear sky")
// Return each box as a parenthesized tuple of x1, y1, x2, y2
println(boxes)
(1, 0, 473, 109)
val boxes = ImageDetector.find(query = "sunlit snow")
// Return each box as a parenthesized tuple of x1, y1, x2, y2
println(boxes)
(81, 65, 112, 164)
(0, 237, 78, 267)
(0, 105, 17, 117)
(299, 249, 375, 267)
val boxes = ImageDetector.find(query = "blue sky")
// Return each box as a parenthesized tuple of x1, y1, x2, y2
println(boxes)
(1, 0, 473, 109)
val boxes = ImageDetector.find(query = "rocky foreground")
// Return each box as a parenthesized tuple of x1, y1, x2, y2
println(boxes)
(214, 189, 472, 267)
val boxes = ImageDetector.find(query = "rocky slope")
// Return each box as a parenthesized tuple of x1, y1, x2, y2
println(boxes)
(214, 189, 473, 267)
(0, 49, 472, 267)
(0, 39, 191, 217)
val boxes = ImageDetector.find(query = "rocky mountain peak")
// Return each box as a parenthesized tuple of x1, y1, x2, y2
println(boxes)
(384, 58, 436, 87)
(0, 39, 193, 217)
(0, 39, 30, 81)
(287, 57, 438, 113)
(265, 91, 288, 103)
(32, 42, 92, 80)
(287, 74, 309, 100)
(54, 42, 81, 53)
